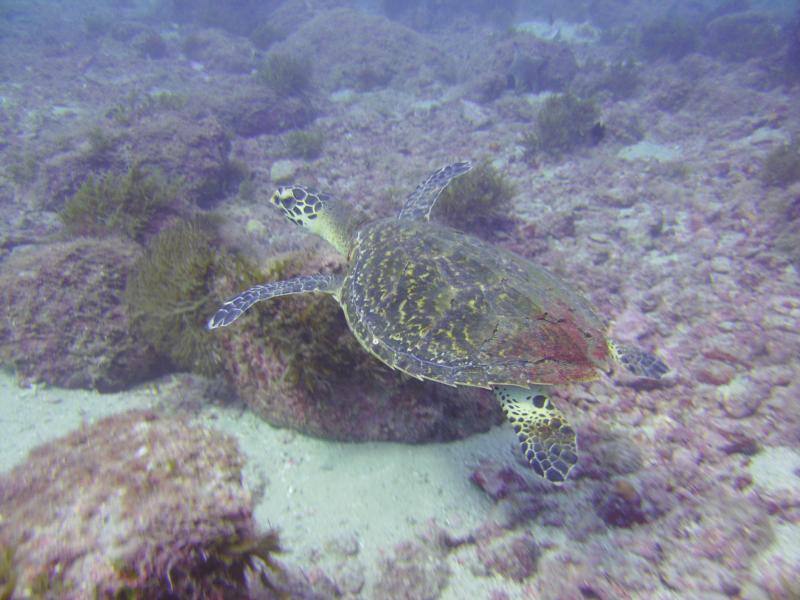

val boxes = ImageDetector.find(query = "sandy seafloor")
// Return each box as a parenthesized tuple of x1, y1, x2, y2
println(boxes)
(0, 369, 544, 598)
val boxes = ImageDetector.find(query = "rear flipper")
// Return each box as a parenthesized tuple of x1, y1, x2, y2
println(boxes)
(609, 340, 670, 380)
(494, 385, 578, 484)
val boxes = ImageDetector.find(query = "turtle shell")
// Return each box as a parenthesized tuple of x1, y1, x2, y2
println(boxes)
(340, 218, 611, 388)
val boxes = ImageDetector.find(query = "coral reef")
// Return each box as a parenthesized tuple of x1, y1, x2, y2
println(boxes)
(475, 533, 539, 582)
(283, 128, 325, 160)
(125, 220, 254, 377)
(0, 238, 160, 392)
(122, 114, 238, 210)
(470, 34, 577, 102)
(248, 21, 286, 51)
(3, 1, 800, 596)
(374, 537, 451, 600)
(639, 17, 699, 61)
(433, 161, 516, 237)
(573, 58, 641, 100)
(215, 251, 503, 442)
(106, 89, 186, 127)
(256, 53, 313, 95)
(702, 12, 780, 61)
(58, 162, 176, 241)
(470, 459, 530, 501)
(32, 113, 235, 212)
(272, 9, 456, 92)
(81, 126, 117, 168)
(786, 9, 800, 79)
(524, 94, 601, 159)
(212, 84, 316, 138)
(133, 29, 168, 59)
(0, 410, 298, 598)
(592, 479, 647, 528)
(180, 29, 255, 74)
(168, 0, 272, 37)
(761, 138, 800, 187)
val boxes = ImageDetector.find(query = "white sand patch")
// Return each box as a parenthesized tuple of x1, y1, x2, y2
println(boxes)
(0, 371, 158, 471)
(513, 19, 600, 44)
(617, 140, 683, 162)
(197, 402, 509, 562)
(772, 522, 800, 564)
(749, 446, 800, 502)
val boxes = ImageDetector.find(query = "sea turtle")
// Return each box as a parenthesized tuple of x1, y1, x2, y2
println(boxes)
(208, 162, 669, 483)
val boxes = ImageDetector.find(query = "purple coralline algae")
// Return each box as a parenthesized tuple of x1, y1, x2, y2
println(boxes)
(0, 238, 160, 392)
(0, 410, 327, 599)
(374, 536, 451, 600)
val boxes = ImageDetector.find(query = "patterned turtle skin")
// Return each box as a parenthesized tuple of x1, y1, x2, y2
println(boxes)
(209, 162, 669, 483)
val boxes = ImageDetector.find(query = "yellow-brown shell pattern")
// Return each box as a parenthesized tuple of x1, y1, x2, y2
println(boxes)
(340, 218, 611, 388)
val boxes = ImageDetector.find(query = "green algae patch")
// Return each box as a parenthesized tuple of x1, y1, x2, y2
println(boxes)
(59, 162, 178, 241)
(434, 161, 516, 237)
(125, 220, 258, 376)
(524, 93, 600, 159)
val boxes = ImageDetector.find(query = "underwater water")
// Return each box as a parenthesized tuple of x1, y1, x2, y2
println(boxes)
(1, 0, 800, 597)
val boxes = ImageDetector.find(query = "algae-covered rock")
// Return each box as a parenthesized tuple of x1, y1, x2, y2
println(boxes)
(270, 159, 298, 184)
(127, 113, 239, 209)
(125, 220, 256, 377)
(33, 111, 235, 212)
(274, 9, 456, 92)
(0, 410, 292, 599)
(215, 251, 503, 442)
(703, 12, 780, 62)
(59, 162, 176, 241)
(433, 161, 516, 238)
(468, 33, 577, 101)
(212, 83, 316, 138)
(524, 93, 601, 158)
(0, 238, 159, 392)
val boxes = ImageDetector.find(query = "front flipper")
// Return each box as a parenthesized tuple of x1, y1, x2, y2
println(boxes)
(494, 385, 578, 484)
(398, 161, 472, 221)
(609, 340, 670, 380)
(207, 273, 341, 329)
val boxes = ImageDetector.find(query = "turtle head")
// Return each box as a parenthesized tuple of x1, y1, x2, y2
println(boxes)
(271, 186, 364, 255)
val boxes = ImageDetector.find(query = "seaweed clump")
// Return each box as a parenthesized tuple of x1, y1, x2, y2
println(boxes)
(762, 138, 800, 187)
(284, 129, 325, 160)
(254, 253, 393, 397)
(59, 163, 177, 241)
(249, 21, 286, 51)
(433, 161, 516, 237)
(125, 220, 256, 376)
(575, 58, 640, 100)
(523, 94, 601, 159)
(256, 53, 312, 95)
(133, 529, 290, 599)
(0, 544, 15, 600)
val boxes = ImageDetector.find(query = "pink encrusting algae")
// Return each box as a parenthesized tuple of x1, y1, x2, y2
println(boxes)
(0, 0, 798, 598)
